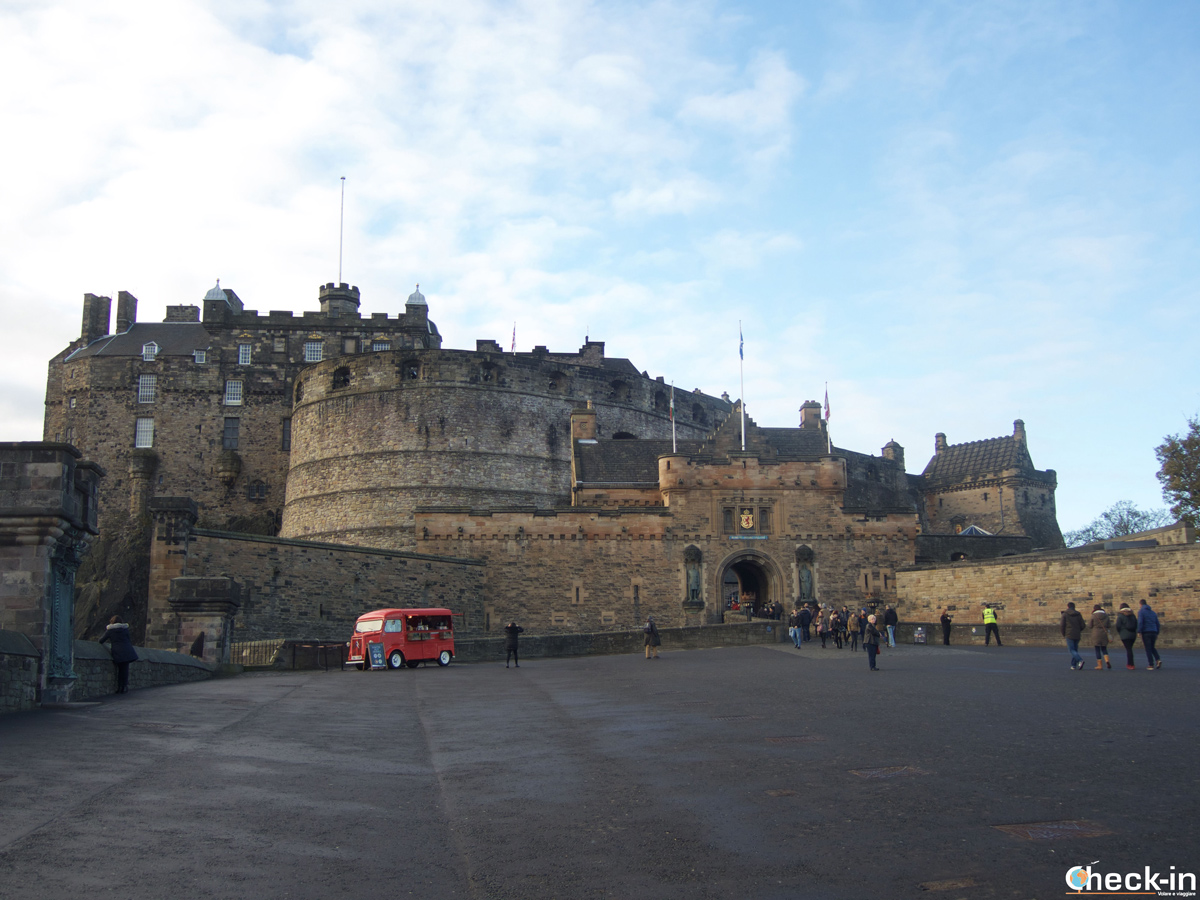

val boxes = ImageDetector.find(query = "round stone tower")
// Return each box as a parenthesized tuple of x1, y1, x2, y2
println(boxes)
(280, 339, 731, 549)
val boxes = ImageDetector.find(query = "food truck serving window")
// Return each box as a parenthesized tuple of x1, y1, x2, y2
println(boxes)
(355, 619, 384, 633)
(383, 619, 404, 632)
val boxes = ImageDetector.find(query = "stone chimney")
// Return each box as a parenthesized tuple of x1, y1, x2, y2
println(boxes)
(1013, 419, 1026, 444)
(799, 400, 822, 429)
(935, 433, 947, 454)
(80, 293, 111, 344)
(115, 291, 138, 333)
(571, 401, 597, 441)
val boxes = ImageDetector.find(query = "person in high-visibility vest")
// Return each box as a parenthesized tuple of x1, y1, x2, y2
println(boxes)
(982, 604, 1002, 647)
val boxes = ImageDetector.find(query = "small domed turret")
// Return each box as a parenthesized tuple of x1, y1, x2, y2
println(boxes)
(406, 284, 427, 307)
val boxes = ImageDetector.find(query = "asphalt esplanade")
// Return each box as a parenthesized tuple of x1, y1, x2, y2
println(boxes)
(1, 642, 1196, 899)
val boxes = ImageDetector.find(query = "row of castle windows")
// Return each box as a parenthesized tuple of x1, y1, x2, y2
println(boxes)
(141, 338, 407, 367)
(133, 415, 291, 453)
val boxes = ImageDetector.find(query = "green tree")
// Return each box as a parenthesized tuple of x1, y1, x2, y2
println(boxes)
(1156, 416, 1200, 528)
(1063, 500, 1174, 547)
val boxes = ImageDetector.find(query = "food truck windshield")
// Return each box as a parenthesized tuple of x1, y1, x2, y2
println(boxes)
(355, 619, 384, 633)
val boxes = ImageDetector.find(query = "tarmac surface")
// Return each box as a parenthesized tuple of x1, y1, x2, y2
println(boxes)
(1, 640, 1197, 900)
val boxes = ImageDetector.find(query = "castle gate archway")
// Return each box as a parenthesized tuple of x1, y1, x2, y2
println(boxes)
(717, 550, 784, 619)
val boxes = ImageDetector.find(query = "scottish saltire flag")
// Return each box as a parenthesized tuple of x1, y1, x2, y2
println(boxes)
(739, 326, 743, 360)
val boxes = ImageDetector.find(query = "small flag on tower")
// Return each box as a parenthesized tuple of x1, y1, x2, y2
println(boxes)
(511, 323, 516, 353)
(824, 384, 831, 421)
(739, 326, 744, 361)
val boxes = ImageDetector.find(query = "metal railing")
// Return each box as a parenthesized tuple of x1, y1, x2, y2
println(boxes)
(229, 639, 347, 671)
(230, 639, 286, 668)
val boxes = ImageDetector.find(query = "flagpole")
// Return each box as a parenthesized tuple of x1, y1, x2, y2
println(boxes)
(670, 382, 676, 453)
(739, 321, 745, 451)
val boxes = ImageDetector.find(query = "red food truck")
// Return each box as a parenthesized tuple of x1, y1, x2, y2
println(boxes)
(347, 608, 456, 670)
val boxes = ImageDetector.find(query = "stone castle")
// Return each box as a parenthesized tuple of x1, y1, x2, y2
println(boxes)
(45, 282, 1065, 651)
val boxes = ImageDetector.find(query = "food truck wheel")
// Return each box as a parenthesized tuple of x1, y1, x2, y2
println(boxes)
(406, 660, 420, 668)
(437, 650, 452, 667)
(387, 650, 405, 670)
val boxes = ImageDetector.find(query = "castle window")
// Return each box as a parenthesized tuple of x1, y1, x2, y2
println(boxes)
(332, 367, 352, 390)
(372, 340, 391, 352)
(692, 403, 707, 425)
(273, 338, 286, 353)
(723, 507, 735, 533)
(479, 362, 497, 382)
(69, 397, 76, 409)
(134, 418, 154, 448)
(222, 417, 240, 450)
(654, 390, 668, 412)
(759, 507, 772, 533)
(137, 374, 157, 404)
(238, 343, 252, 365)
(193, 349, 207, 364)
(141, 342, 158, 361)
(304, 341, 324, 363)
(293, 382, 303, 404)
(281, 418, 292, 451)
(610, 380, 630, 401)
(224, 380, 243, 405)
(247, 480, 267, 501)
(1023, 490, 1029, 505)
(65, 426, 74, 443)
(403, 360, 420, 380)
(547, 371, 567, 391)
(983, 492, 989, 502)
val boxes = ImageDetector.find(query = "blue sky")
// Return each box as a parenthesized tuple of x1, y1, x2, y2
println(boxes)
(1, 0, 1197, 532)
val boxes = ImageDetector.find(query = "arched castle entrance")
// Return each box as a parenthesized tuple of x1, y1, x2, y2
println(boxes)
(718, 550, 784, 619)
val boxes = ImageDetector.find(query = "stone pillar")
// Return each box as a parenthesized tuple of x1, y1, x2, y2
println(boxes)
(168, 577, 240, 665)
(571, 403, 597, 441)
(0, 443, 103, 704)
(145, 498, 197, 650)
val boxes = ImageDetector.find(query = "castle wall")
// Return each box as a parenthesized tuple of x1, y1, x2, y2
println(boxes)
(146, 526, 485, 648)
(896, 542, 1200, 646)
(922, 471, 1061, 547)
(281, 349, 731, 546)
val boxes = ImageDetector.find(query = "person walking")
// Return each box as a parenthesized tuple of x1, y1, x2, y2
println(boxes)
(1115, 603, 1138, 670)
(789, 608, 801, 648)
(799, 605, 813, 643)
(864, 614, 882, 671)
(504, 621, 524, 667)
(883, 605, 898, 648)
(99, 615, 138, 693)
(643, 615, 661, 659)
(1137, 599, 1161, 670)
(940, 609, 953, 646)
(982, 604, 1002, 646)
(1060, 602, 1085, 671)
(847, 610, 860, 651)
(817, 606, 828, 649)
(1090, 604, 1111, 670)
(831, 610, 844, 650)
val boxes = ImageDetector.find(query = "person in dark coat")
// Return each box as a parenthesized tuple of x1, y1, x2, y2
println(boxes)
(864, 615, 882, 671)
(1060, 602, 1085, 670)
(99, 615, 138, 693)
(1137, 599, 1161, 670)
(504, 621, 524, 668)
(1090, 605, 1111, 669)
(939, 609, 953, 645)
(883, 605, 898, 647)
(643, 616, 661, 659)
(1115, 604, 1139, 670)
(798, 605, 813, 643)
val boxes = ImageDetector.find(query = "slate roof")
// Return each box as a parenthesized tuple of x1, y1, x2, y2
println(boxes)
(921, 435, 1034, 484)
(574, 440, 703, 484)
(757, 427, 831, 458)
(67, 323, 213, 361)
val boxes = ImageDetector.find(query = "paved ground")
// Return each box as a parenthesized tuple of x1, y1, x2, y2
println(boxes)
(1, 641, 1197, 900)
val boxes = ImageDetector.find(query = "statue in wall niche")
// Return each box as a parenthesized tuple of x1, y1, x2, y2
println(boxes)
(684, 546, 702, 607)
(799, 565, 813, 601)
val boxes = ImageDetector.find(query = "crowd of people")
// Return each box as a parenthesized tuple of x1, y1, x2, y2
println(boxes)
(1060, 598, 1163, 671)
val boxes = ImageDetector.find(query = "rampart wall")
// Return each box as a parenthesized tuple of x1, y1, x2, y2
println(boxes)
(897, 542, 1200, 647)
(147, 525, 486, 647)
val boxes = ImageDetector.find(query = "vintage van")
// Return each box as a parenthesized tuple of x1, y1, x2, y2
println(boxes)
(348, 608, 455, 669)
